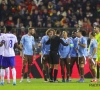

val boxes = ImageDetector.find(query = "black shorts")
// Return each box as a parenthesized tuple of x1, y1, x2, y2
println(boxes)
(42, 55, 50, 64)
(79, 56, 85, 64)
(60, 58, 71, 66)
(49, 51, 60, 64)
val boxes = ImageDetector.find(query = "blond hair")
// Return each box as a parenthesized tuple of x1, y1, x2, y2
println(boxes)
(45, 28, 55, 35)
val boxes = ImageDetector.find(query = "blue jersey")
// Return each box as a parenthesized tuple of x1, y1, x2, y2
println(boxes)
(89, 39, 98, 58)
(70, 37, 79, 57)
(84, 37, 88, 57)
(59, 38, 73, 58)
(78, 36, 87, 57)
(20, 34, 35, 55)
(40, 35, 50, 55)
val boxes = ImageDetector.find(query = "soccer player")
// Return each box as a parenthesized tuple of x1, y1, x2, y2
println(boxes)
(0, 26, 21, 85)
(81, 31, 88, 64)
(46, 30, 69, 82)
(94, 25, 100, 79)
(88, 32, 98, 82)
(39, 28, 54, 82)
(59, 31, 73, 82)
(76, 30, 87, 82)
(0, 30, 10, 84)
(20, 27, 35, 82)
(0, 33, 3, 78)
(70, 31, 80, 77)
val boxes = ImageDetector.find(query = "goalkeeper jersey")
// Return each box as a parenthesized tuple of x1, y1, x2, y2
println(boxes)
(95, 33, 100, 61)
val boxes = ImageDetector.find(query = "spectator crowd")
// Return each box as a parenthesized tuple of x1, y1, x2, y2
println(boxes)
(0, 0, 100, 39)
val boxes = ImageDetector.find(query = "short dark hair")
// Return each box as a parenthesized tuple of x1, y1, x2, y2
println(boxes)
(90, 32, 96, 37)
(6, 26, 12, 32)
(28, 27, 34, 31)
(56, 29, 61, 35)
(77, 29, 82, 33)
(81, 31, 87, 36)
(77, 29, 87, 36)
(95, 25, 100, 28)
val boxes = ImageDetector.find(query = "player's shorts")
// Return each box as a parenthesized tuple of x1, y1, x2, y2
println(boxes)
(0, 55, 3, 66)
(24, 55, 33, 64)
(71, 57, 78, 64)
(42, 55, 50, 64)
(2, 56, 15, 68)
(60, 58, 71, 66)
(49, 51, 60, 64)
(79, 56, 85, 64)
(60, 58, 66, 65)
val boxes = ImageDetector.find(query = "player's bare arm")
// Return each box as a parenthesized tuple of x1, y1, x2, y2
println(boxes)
(33, 45, 36, 60)
(15, 43, 22, 51)
(91, 47, 97, 59)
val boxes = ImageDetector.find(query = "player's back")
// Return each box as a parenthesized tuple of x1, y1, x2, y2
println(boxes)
(3, 33, 17, 57)
(0, 33, 5, 55)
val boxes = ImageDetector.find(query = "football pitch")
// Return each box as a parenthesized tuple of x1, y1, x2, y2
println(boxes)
(0, 79, 100, 90)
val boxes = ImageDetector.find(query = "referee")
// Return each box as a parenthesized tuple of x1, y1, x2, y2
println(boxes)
(46, 30, 69, 82)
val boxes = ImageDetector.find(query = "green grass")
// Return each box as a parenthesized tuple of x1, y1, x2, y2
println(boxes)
(0, 79, 100, 90)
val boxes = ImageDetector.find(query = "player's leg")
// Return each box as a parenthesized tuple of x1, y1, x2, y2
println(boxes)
(0, 56, 8, 85)
(49, 52, 54, 81)
(27, 55, 33, 82)
(78, 57, 85, 82)
(70, 57, 76, 77)
(97, 56, 100, 79)
(97, 64, 99, 79)
(5, 67, 10, 83)
(42, 55, 49, 82)
(53, 52, 59, 82)
(20, 55, 27, 82)
(0, 66, 1, 78)
(89, 58, 97, 82)
(9, 57, 16, 85)
(66, 57, 71, 82)
(1, 67, 5, 85)
(76, 57, 80, 75)
(0, 55, 2, 78)
(49, 64, 54, 82)
(60, 58, 65, 82)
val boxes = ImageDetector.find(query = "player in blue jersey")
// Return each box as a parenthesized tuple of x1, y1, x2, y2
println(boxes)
(88, 32, 98, 82)
(20, 27, 35, 82)
(59, 31, 73, 82)
(76, 30, 87, 82)
(70, 31, 80, 77)
(39, 28, 54, 82)
(81, 31, 88, 63)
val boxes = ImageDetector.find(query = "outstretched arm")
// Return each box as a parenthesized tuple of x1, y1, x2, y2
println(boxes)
(60, 39, 69, 46)
(46, 39, 50, 44)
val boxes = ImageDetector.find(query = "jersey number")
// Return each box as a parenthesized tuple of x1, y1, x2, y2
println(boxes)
(9, 40, 13, 48)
